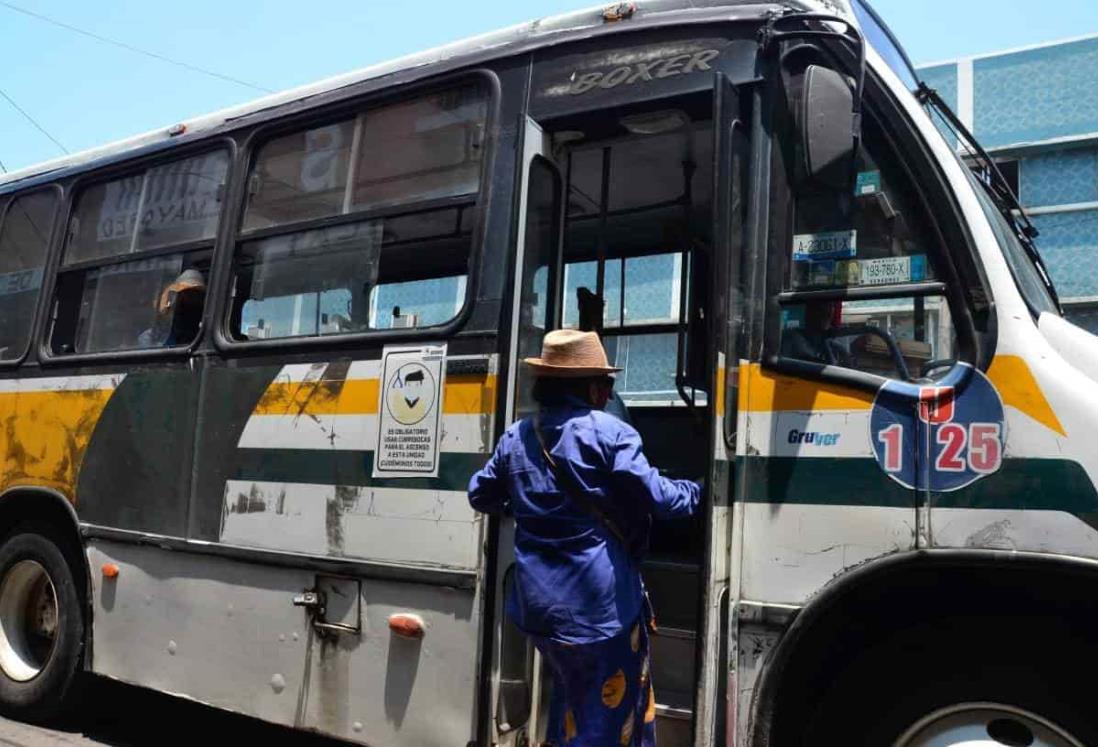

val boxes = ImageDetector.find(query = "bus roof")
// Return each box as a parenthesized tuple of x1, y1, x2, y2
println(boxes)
(0, 0, 813, 190)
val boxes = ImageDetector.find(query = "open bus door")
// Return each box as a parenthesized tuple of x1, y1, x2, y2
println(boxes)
(487, 116, 562, 747)
(491, 68, 749, 745)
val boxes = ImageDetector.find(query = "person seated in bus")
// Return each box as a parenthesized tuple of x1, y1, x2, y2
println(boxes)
(782, 298, 853, 366)
(467, 329, 700, 746)
(576, 286, 632, 425)
(136, 268, 206, 348)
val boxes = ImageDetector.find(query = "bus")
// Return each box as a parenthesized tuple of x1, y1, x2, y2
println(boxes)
(0, 1, 1092, 745)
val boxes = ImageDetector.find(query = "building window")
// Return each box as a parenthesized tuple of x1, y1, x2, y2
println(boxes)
(967, 158, 1020, 201)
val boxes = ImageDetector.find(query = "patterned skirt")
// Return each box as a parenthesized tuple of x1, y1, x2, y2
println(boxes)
(534, 616, 657, 746)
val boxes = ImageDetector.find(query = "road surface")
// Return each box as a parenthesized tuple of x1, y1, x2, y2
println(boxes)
(0, 676, 348, 746)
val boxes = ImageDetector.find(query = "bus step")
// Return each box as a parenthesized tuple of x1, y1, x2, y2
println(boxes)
(650, 625, 696, 711)
(656, 703, 692, 720)
(643, 558, 700, 630)
(655, 703, 693, 745)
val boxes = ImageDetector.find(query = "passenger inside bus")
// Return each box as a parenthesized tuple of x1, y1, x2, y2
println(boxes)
(575, 286, 632, 425)
(137, 267, 206, 348)
(781, 299, 850, 366)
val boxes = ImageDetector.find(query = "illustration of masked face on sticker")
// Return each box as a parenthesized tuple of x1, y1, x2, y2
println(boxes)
(403, 370, 424, 408)
(386, 364, 434, 425)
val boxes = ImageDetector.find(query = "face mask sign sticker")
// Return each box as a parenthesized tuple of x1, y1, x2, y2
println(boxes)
(374, 344, 447, 478)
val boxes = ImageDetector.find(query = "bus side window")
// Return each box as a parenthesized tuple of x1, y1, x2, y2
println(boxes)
(229, 83, 488, 341)
(0, 190, 57, 361)
(49, 151, 229, 355)
(777, 108, 958, 382)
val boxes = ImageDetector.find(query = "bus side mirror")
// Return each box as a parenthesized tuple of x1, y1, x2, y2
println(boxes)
(799, 64, 857, 191)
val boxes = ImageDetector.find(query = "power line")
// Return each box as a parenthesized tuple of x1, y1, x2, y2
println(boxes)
(0, 1, 273, 94)
(0, 87, 67, 154)
(0, 158, 7, 173)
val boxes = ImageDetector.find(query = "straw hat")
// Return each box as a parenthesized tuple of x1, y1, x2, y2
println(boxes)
(523, 329, 622, 378)
(158, 268, 206, 313)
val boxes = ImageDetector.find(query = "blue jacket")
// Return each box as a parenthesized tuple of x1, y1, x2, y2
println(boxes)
(467, 398, 700, 644)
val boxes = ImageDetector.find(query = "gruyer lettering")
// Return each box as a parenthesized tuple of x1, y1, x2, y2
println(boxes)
(568, 49, 720, 95)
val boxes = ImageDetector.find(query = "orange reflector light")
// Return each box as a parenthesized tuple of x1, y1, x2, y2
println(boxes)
(101, 563, 120, 579)
(388, 613, 425, 639)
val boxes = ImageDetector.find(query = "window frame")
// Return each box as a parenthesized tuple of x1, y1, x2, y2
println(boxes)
(761, 56, 992, 392)
(213, 69, 501, 353)
(0, 184, 63, 369)
(38, 138, 237, 365)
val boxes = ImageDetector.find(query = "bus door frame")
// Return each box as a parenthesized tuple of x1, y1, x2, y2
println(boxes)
(487, 115, 564, 746)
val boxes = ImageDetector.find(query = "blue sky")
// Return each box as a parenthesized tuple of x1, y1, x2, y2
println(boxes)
(0, 0, 1096, 172)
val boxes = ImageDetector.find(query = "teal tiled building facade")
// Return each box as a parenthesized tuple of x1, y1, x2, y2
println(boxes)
(918, 37, 1098, 331)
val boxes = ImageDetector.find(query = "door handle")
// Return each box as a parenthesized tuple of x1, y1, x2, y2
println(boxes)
(293, 588, 362, 636)
(292, 591, 323, 609)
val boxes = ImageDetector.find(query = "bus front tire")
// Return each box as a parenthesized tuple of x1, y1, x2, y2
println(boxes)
(0, 529, 86, 722)
(798, 617, 1098, 746)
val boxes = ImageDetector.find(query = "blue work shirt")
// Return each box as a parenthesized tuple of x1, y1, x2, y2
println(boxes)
(467, 398, 700, 644)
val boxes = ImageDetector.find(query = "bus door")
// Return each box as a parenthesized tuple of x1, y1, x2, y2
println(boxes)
(498, 70, 750, 744)
(487, 116, 559, 747)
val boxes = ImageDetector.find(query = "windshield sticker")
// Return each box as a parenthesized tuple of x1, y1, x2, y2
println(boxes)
(781, 306, 806, 330)
(792, 230, 857, 262)
(855, 170, 882, 195)
(870, 368, 1005, 491)
(860, 255, 927, 286)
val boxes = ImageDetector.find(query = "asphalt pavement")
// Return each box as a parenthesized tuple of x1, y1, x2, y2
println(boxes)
(0, 676, 349, 746)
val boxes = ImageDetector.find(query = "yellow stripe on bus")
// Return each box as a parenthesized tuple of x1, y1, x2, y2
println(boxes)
(737, 357, 1066, 438)
(715, 365, 726, 418)
(253, 374, 497, 417)
(0, 389, 116, 500)
(739, 363, 875, 412)
(986, 355, 1066, 437)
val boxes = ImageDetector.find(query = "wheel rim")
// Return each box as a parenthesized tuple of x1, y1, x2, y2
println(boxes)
(0, 560, 59, 682)
(895, 702, 1084, 747)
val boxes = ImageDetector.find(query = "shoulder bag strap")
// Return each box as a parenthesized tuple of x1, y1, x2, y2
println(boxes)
(531, 412, 632, 552)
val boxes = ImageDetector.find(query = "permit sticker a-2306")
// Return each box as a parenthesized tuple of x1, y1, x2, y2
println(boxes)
(792, 230, 857, 262)
(870, 366, 1005, 492)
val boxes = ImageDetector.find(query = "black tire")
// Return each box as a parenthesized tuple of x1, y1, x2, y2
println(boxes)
(797, 616, 1098, 746)
(0, 528, 86, 722)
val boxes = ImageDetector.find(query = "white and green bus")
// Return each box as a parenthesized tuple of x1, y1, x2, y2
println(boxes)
(0, 1, 1092, 745)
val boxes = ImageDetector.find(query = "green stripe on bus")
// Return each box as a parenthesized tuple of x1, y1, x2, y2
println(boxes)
(934, 458, 1098, 512)
(231, 449, 486, 492)
(740, 456, 912, 507)
(738, 456, 1098, 513)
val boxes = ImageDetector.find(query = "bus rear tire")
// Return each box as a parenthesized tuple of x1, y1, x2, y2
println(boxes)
(797, 617, 1098, 746)
(0, 528, 85, 722)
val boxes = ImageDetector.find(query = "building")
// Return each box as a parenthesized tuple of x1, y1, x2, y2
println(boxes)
(918, 35, 1098, 332)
